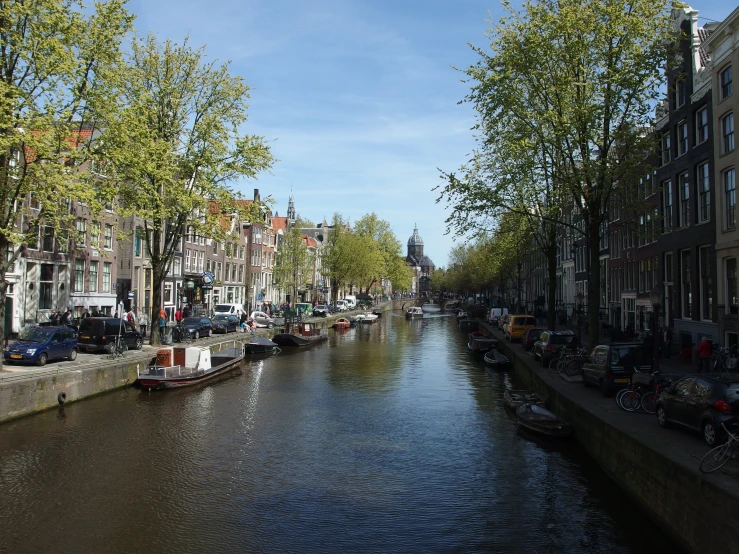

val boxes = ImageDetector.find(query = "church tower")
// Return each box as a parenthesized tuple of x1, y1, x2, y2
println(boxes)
(287, 192, 296, 222)
(407, 224, 424, 259)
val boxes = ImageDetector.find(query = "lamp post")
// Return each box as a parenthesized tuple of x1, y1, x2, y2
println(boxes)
(649, 288, 663, 370)
(575, 292, 585, 346)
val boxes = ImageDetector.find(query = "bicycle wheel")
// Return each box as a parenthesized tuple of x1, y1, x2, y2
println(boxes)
(620, 390, 641, 412)
(615, 389, 628, 409)
(699, 442, 733, 473)
(549, 357, 561, 373)
(640, 392, 658, 414)
(565, 359, 581, 376)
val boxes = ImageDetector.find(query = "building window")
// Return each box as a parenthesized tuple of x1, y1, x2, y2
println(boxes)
(231, 263, 237, 281)
(213, 241, 218, 254)
(661, 133, 671, 165)
(639, 260, 645, 292)
(700, 246, 712, 321)
(727, 258, 738, 308)
(678, 172, 690, 227)
(134, 228, 143, 257)
(145, 269, 151, 288)
(721, 66, 733, 100)
(75, 260, 85, 292)
(164, 282, 172, 304)
(104, 224, 113, 250)
(173, 257, 181, 276)
(697, 162, 710, 223)
(39, 264, 53, 310)
(102, 262, 111, 293)
(722, 113, 734, 154)
(238, 264, 243, 283)
(90, 222, 100, 250)
(216, 262, 222, 281)
(681, 249, 691, 319)
(89, 261, 98, 293)
(198, 250, 204, 272)
(696, 107, 709, 144)
(665, 252, 673, 283)
(663, 180, 673, 231)
(673, 77, 687, 109)
(725, 168, 736, 230)
(677, 120, 688, 156)
(42, 226, 54, 252)
(185, 249, 191, 271)
(76, 218, 86, 247)
(226, 243, 232, 258)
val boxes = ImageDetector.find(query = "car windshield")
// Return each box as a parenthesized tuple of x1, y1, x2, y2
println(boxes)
(214, 305, 232, 312)
(19, 328, 54, 342)
(183, 317, 200, 325)
(315, 305, 327, 310)
(611, 346, 644, 365)
(213, 315, 229, 322)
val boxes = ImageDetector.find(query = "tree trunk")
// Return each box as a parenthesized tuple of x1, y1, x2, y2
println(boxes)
(546, 244, 557, 331)
(150, 265, 166, 347)
(0, 278, 7, 371)
(588, 222, 601, 348)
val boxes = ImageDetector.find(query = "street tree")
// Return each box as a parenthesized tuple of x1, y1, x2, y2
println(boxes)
(321, 213, 353, 303)
(354, 213, 406, 292)
(274, 226, 310, 305)
(440, 0, 674, 345)
(102, 35, 273, 344)
(0, 0, 133, 365)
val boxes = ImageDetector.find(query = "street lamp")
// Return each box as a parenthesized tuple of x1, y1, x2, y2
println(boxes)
(649, 287, 663, 369)
(575, 292, 585, 345)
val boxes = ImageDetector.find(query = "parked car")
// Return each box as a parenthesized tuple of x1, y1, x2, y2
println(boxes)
(250, 311, 276, 328)
(522, 327, 547, 352)
(181, 317, 213, 339)
(497, 314, 510, 331)
(295, 303, 312, 316)
(504, 315, 536, 342)
(77, 317, 143, 353)
(533, 330, 578, 366)
(211, 314, 239, 333)
(335, 300, 348, 312)
(313, 305, 329, 317)
(656, 374, 739, 446)
(4, 326, 78, 366)
(213, 303, 246, 316)
(581, 343, 650, 395)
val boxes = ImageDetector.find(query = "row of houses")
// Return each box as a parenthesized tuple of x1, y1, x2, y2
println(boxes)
(514, 6, 739, 351)
(4, 190, 338, 334)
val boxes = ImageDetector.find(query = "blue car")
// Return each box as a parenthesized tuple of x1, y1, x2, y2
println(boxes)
(4, 326, 78, 366)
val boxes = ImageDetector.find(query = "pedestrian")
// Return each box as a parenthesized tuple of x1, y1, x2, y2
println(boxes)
(175, 307, 183, 323)
(697, 337, 712, 373)
(62, 310, 72, 326)
(138, 309, 149, 339)
(183, 305, 191, 318)
(126, 308, 136, 326)
(82, 309, 90, 319)
(159, 308, 167, 341)
(662, 326, 672, 359)
(50, 310, 59, 326)
(240, 312, 247, 326)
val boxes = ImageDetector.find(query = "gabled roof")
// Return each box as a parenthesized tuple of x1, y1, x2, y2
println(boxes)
(272, 216, 288, 233)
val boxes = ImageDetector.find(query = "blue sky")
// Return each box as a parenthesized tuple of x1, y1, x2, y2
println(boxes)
(128, 0, 737, 268)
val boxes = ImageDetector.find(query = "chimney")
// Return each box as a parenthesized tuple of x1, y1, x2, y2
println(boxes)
(254, 188, 260, 202)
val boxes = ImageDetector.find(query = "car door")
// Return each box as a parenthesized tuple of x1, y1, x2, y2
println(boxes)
(665, 377, 697, 425)
(122, 321, 138, 347)
(229, 315, 239, 331)
(48, 331, 64, 360)
(584, 346, 607, 384)
(252, 312, 266, 326)
(200, 318, 211, 334)
(63, 329, 76, 358)
(682, 378, 715, 431)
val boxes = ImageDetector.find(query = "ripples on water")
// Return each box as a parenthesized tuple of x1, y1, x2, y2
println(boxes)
(0, 314, 679, 553)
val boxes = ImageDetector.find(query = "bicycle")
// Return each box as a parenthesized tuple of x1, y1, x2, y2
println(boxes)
(711, 345, 738, 374)
(637, 375, 672, 414)
(551, 348, 589, 376)
(108, 334, 128, 359)
(173, 322, 192, 344)
(699, 422, 739, 473)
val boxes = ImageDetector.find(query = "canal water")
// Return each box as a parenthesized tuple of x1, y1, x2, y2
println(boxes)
(0, 314, 679, 553)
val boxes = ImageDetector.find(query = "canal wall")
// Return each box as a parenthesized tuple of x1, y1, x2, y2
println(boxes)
(483, 322, 739, 554)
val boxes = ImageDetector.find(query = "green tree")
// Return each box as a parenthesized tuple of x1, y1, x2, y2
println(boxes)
(274, 226, 310, 305)
(354, 213, 405, 292)
(321, 213, 352, 303)
(0, 0, 133, 363)
(101, 35, 273, 344)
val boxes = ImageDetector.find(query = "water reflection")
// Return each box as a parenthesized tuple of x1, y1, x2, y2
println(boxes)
(0, 312, 680, 553)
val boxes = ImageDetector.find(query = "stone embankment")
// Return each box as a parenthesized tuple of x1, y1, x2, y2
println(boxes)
(479, 320, 739, 554)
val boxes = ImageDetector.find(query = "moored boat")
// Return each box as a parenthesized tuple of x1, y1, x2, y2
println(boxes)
(405, 306, 424, 319)
(245, 337, 279, 354)
(468, 331, 498, 353)
(272, 318, 328, 347)
(456, 310, 468, 320)
(422, 303, 441, 313)
(458, 318, 478, 331)
(355, 312, 379, 324)
(372, 308, 383, 317)
(136, 343, 244, 390)
(333, 317, 351, 329)
(503, 389, 545, 410)
(515, 403, 572, 438)
(483, 348, 510, 368)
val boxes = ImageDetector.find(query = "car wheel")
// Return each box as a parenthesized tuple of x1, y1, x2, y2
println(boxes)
(106, 342, 115, 354)
(703, 421, 719, 446)
(195, 331, 200, 340)
(37, 353, 48, 367)
(657, 406, 669, 427)
(600, 379, 610, 397)
(268, 322, 274, 329)
(208, 329, 213, 337)
(135, 338, 143, 350)
(69, 349, 78, 361)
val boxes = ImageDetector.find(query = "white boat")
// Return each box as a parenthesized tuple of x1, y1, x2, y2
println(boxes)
(405, 307, 424, 319)
(422, 303, 441, 313)
(355, 312, 379, 323)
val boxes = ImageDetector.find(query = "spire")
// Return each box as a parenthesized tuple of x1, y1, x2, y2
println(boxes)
(287, 192, 296, 221)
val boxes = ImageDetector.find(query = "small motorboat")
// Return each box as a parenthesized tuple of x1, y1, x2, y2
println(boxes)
(456, 310, 468, 320)
(483, 348, 510, 368)
(458, 318, 478, 331)
(372, 308, 383, 317)
(468, 331, 498, 353)
(515, 403, 573, 439)
(503, 389, 545, 410)
(272, 319, 328, 347)
(354, 311, 379, 324)
(245, 337, 279, 354)
(406, 307, 424, 319)
(136, 344, 244, 390)
(333, 318, 351, 329)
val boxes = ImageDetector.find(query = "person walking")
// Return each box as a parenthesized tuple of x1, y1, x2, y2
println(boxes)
(697, 337, 712, 373)
(662, 327, 672, 359)
(138, 309, 149, 339)
(175, 307, 183, 324)
(159, 308, 167, 341)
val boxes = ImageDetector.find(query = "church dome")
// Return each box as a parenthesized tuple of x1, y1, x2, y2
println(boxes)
(408, 225, 423, 246)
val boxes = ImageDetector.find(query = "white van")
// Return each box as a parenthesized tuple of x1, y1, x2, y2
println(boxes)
(344, 295, 357, 309)
(335, 300, 348, 312)
(213, 303, 246, 316)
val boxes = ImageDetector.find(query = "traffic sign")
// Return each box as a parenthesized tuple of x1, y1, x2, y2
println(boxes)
(128, 292, 135, 299)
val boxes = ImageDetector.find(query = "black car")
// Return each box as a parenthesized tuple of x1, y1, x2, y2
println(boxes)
(312, 305, 329, 317)
(533, 330, 577, 366)
(211, 314, 239, 333)
(77, 317, 143, 353)
(656, 374, 739, 446)
(581, 342, 650, 395)
(181, 317, 213, 340)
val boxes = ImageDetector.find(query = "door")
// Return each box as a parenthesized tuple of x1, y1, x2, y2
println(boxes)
(683, 378, 715, 431)
(666, 377, 696, 425)
(123, 322, 138, 347)
(4, 296, 12, 338)
(48, 331, 64, 360)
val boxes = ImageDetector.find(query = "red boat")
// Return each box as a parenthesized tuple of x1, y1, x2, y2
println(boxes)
(333, 318, 351, 329)
(136, 344, 244, 390)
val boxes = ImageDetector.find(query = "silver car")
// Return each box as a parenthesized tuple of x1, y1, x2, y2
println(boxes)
(250, 311, 275, 328)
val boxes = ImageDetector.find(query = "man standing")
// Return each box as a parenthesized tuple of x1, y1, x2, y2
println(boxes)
(697, 337, 712, 373)
(159, 307, 167, 341)
(138, 309, 149, 339)
(662, 327, 672, 359)
(175, 307, 183, 324)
